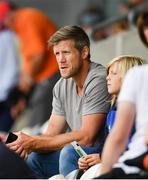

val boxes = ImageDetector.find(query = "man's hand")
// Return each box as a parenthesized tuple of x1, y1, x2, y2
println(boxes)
(6, 132, 34, 160)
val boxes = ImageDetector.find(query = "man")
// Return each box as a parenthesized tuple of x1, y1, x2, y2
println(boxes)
(7, 25, 110, 178)
(95, 64, 148, 178)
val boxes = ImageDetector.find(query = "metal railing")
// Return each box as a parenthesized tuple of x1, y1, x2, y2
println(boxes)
(91, 2, 148, 41)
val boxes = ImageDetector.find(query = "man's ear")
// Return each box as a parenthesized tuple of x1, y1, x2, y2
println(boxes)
(81, 46, 89, 59)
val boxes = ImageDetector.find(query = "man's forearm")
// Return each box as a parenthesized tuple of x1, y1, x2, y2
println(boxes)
(31, 130, 89, 152)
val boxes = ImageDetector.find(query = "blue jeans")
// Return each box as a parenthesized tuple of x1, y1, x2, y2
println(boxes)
(27, 150, 61, 179)
(27, 145, 99, 178)
(59, 145, 99, 176)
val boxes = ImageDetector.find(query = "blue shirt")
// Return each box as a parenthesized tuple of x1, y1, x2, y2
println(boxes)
(106, 105, 135, 148)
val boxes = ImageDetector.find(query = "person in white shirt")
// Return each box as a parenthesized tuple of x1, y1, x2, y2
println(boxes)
(95, 64, 148, 178)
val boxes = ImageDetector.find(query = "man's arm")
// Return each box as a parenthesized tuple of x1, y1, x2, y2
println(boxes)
(45, 114, 68, 136)
(78, 113, 106, 146)
(7, 114, 67, 153)
(100, 102, 135, 175)
(7, 112, 106, 157)
(31, 112, 106, 151)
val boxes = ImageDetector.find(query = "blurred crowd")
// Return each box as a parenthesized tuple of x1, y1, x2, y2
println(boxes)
(0, 0, 60, 134)
(77, 0, 147, 41)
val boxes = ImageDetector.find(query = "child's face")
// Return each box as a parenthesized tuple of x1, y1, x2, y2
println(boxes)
(106, 62, 122, 95)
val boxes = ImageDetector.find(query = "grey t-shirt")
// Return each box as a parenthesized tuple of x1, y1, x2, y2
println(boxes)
(52, 62, 110, 146)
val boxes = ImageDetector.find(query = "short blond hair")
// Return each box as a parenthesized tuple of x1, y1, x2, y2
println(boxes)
(106, 55, 147, 106)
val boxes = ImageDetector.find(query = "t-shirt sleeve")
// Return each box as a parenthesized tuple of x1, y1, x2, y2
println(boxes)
(118, 67, 137, 104)
(83, 75, 111, 115)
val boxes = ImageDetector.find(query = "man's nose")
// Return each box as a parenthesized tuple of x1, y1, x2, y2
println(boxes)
(58, 53, 66, 63)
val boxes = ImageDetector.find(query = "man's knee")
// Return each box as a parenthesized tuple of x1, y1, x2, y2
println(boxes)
(27, 152, 39, 169)
(59, 145, 79, 176)
(60, 145, 77, 161)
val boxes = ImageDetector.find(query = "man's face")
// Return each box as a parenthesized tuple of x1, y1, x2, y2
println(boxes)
(53, 39, 83, 79)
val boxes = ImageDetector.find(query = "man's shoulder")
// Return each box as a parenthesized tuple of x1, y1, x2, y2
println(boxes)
(84, 62, 108, 93)
(87, 62, 106, 83)
(91, 61, 105, 68)
(90, 62, 106, 74)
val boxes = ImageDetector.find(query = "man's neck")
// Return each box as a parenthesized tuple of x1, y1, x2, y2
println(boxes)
(75, 61, 91, 96)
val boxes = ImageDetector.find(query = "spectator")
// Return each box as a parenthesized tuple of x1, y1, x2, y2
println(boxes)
(6, 25, 110, 178)
(109, 19, 129, 36)
(119, 0, 147, 26)
(95, 63, 148, 178)
(121, 11, 148, 175)
(2, 2, 60, 129)
(0, 0, 10, 30)
(119, 0, 146, 15)
(77, 55, 146, 177)
(137, 10, 148, 48)
(78, 5, 105, 32)
(0, 1, 21, 132)
(77, 5, 106, 41)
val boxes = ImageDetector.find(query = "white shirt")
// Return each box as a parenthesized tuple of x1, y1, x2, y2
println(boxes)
(0, 30, 19, 101)
(114, 65, 148, 174)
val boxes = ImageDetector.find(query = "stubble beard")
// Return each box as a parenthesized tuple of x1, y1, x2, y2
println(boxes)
(61, 62, 83, 79)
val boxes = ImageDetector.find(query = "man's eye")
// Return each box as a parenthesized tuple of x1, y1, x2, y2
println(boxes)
(55, 52, 59, 56)
(64, 51, 70, 54)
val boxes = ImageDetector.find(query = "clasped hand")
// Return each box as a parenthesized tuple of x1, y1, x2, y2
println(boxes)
(6, 131, 32, 160)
